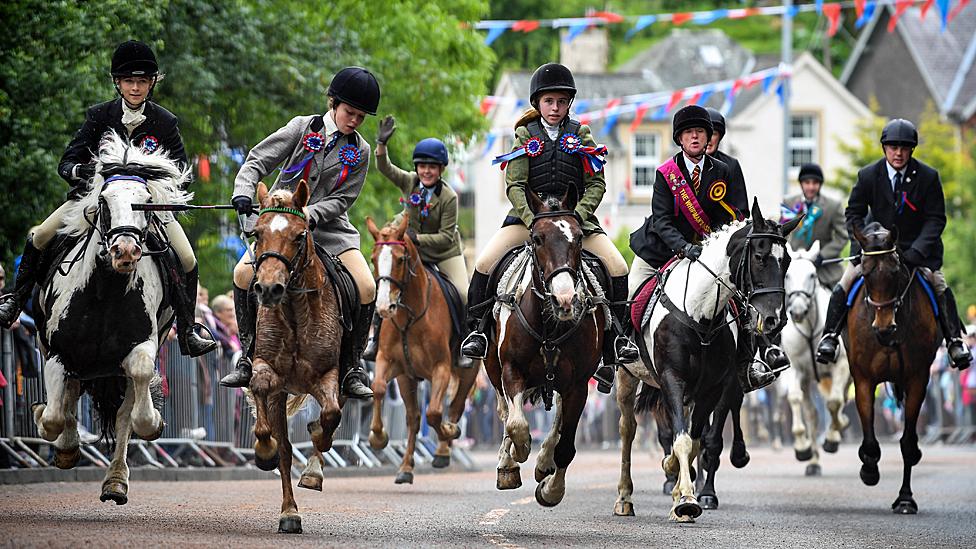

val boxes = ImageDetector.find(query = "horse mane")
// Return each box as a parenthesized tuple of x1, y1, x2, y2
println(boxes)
(699, 218, 749, 266)
(60, 131, 193, 238)
(267, 189, 295, 208)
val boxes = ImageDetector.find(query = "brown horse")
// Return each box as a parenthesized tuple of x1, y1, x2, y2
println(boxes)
(365, 214, 478, 484)
(845, 222, 940, 514)
(247, 180, 346, 534)
(486, 188, 605, 507)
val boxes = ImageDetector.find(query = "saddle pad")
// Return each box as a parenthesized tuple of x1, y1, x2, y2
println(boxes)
(315, 244, 358, 333)
(424, 264, 464, 340)
(631, 256, 679, 331)
(846, 273, 938, 317)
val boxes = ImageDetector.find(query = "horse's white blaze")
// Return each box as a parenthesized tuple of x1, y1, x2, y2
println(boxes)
(553, 219, 574, 243)
(551, 271, 575, 306)
(770, 242, 785, 261)
(269, 214, 289, 233)
(376, 246, 394, 312)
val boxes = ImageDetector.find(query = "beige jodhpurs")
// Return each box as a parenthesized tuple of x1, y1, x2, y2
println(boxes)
(436, 254, 471, 304)
(474, 224, 628, 277)
(838, 263, 946, 294)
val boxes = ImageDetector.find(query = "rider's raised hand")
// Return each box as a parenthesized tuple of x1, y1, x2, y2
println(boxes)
(682, 243, 703, 262)
(377, 115, 397, 145)
(232, 195, 253, 216)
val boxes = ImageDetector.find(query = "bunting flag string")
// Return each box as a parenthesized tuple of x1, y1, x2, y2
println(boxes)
(474, 0, 971, 45)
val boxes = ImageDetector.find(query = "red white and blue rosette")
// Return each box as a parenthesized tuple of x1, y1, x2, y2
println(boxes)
(282, 131, 329, 182)
(141, 135, 159, 154)
(332, 144, 362, 191)
(559, 133, 607, 176)
(492, 136, 545, 170)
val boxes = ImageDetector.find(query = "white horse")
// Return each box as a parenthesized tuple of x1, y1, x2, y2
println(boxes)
(782, 241, 852, 476)
(32, 131, 190, 503)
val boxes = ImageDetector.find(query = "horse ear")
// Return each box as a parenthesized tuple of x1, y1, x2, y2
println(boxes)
(257, 182, 270, 208)
(293, 179, 310, 208)
(853, 225, 867, 247)
(561, 185, 579, 212)
(397, 211, 410, 237)
(780, 212, 804, 237)
(808, 239, 821, 259)
(366, 216, 380, 241)
(750, 197, 765, 226)
(527, 190, 545, 214)
(787, 242, 797, 260)
(889, 225, 899, 246)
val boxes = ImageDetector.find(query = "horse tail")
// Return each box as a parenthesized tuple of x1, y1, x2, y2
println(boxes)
(81, 376, 128, 446)
(286, 394, 309, 417)
(634, 382, 666, 418)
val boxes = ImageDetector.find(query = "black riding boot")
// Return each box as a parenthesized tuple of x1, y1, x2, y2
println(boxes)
(361, 310, 383, 362)
(816, 285, 849, 364)
(219, 285, 255, 388)
(175, 266, 217, 358)
(341, 302, 375, 400)
(611, 275, 639, 362)
(0, 237, 43, 329)
(938, 288, 971, 370)
(460, 271, 491, 359)
(760, 333, 791, 374)
(737, 335, 777, 393)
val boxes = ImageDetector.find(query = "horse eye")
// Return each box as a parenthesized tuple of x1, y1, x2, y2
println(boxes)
(533, 235, 543, 245)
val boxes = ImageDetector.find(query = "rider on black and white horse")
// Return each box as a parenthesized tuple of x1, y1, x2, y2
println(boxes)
(817, 118, 971, 370)
(0, 40, 215, 358)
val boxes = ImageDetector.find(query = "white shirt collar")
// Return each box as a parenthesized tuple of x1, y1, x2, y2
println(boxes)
(324, 111, 340, 137)
(540, 118, 561, 141)
(121, 101, 147, 132)
(885, 161, 906, 190)
(682, 153, 704, 175)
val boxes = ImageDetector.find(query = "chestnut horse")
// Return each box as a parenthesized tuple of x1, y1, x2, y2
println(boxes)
(487, 188, 606, 507)
(365, 214, 478, 484)
(246, 180, 347, 534)
(845, 222, 940, 514)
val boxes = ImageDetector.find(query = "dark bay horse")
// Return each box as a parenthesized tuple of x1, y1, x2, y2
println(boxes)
(845, 222, 940, 514)
(487, 189, 606, 507)
(615, 200, 800, 522)
(365, 214, 478, 484)
(246, 180, 347, 534)
(32, 131, 185, 504)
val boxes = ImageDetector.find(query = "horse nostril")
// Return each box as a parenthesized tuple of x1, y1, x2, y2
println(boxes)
(254, 284, 265, 297)
(270, 283, 285, 300)
(765, 315, 778, 329)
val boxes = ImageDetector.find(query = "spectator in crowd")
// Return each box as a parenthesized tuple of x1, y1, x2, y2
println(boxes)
(210, 293, 241, 357)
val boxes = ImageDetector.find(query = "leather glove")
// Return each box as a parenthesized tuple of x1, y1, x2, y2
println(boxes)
(377, 115, 397, 145)
(902, 248, 924, 268)
(232, 195, 253, 216)
(814, 254, 825, 268)
(682, 243, 703, 262)
(75, 162, 96, 182)
(406, 227, 420, 245)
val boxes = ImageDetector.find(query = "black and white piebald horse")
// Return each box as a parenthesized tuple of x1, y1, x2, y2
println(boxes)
(31, 131, 190, 504)
(615, 200, 800, 522)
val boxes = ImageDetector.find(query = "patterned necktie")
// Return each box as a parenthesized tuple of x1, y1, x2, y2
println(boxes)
(324, 131, 341, 155)
(691, 165, 701, 194)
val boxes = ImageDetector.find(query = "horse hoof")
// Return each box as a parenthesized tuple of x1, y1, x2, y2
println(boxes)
(805, 464, 822, 477)
(496, 467, 522, 490)
(822, 439, 839, 454)
(674, 496, 703, 519)
(431, 454, 451, 469)
(730, 447, 750, 468)
(613, 501, 635, 516)
(54, 446, 81, 470)
(100, 481, 128, 505)
(795, 446, 814, 462)
(534, 479, 562, 507)
(699, 494, 719, 510)
(892, 498, 918, 515)
(368, 430, 389, 451)
(141, 419, 165, 442)
(278, 514, 303, 534)
(298, 474, 323, 492)
(860, 464, 880, 486)
(395, 471, 414, 485)
(534, 467, 554, 483)
(255, 452, 280, 472)
(663, 479, 676, 495)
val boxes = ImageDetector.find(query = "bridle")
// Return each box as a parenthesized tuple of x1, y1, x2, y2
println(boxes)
(250, 206, 316, 294)
(860, 246, 915, 329)
(92, 175, 168, 258)
(528, 210, 585, 314)
(734, 227, 789, 335)
(373, 238, 432, 378)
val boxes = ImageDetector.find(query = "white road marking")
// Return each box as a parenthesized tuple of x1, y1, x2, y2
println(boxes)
(479, 508, 510, 525)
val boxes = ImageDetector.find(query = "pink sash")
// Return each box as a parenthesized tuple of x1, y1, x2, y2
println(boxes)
(658, 158, 712, 237)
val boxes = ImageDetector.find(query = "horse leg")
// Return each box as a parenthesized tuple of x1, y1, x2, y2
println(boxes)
(394, 375, 420, 484)
(501, 364, 530, 464)
(613, 370, 639, 517)
(728, 383, 750, 468)
(892, 377, 926, 514)
(302, 373, 341, 490)
(699, 390, 732, 510)
(270, 393, 301, 534)
(854, 377, 881, 486)
(823, 357, 851, 453)
(788, 370, 813, 462)
(250, 359, 282, 471)
(50, 378, 82, 469)
(368, 357, 391, 451)
(491, 377, 521, 490)
(802, 388, 822, 477)
(120, 341, 164, 439)
(535, 385, 586, 507)
(534, 393, 562, 483)
(427, 362, 455, 469)
(661, 379, 701, 522)
(34, 357, 70, 442)
(297, 448, 325, 492)
(100, 382, 135, 505)
(656, 401, 677, 495)
(446, 360, 479, 435)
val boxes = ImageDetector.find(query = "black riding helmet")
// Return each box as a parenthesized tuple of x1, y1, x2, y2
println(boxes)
(328, 67, 381, 116)
(529, 63, 577, 109)
(798, 163, 824, 183)
(111, 40, 159, 77)
(880, 118, 918, 147)
(705, 107, 726, 139)
(672, 105, 713, 146)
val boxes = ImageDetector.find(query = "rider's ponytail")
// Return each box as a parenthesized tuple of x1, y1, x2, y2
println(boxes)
(515, 108, 542, 129)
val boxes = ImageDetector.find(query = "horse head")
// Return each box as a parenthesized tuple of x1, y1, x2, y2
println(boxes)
(729, 198, 803, 336)
(853, 222, 905, 345)
(97, 177, 153, 273)
(252, 180, 312, 306)
(785, 240, 821, 324)
(367, 213, 417, 319)
(527, 186, 583, 322)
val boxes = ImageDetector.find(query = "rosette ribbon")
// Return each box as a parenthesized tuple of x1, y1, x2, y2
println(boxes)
(558, 133, 607, 176)
(141, 135, 159, 154)
(282, 132, 334, 183)
(492, 136, 544, 170)
(332, 144, 362, 191)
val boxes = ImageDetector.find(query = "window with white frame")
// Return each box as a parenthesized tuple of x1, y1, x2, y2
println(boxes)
(631, 132, 661, 195)
(789, 114, 818, 174)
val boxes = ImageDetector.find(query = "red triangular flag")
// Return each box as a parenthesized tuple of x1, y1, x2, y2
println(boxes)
(629, 103, 650, 133)
(854, 0, 866, 19)
(949, 0, 971, 23)
(672, 13, 693, 26)
(920, 0, 935, 19)
(889, 0, 914, 32)
(512, 20, 540, 32)
(593, 11, 624, 23)
(480, 97, 495, 115)
(823, 3, 842, 37)
(686, 91, 703, 105)
(666, 90, 684, 111)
